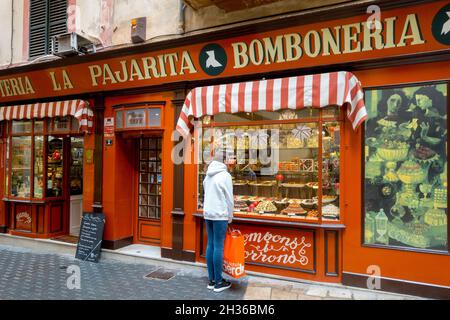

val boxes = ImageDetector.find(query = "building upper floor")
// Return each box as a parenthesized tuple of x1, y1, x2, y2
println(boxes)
(0, 0, 353, 69)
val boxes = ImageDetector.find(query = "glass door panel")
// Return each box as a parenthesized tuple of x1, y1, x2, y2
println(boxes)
(138, 137, 162, 219)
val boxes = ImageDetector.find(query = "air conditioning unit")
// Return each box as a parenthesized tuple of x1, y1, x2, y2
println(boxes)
(51, 32, 96, 57)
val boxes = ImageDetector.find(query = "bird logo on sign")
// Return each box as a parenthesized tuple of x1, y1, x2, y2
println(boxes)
(205, 50, 223, 68)
(199, 43, 227, 76)
(441, 12, 450, 35)
(432, 3, 450, 45)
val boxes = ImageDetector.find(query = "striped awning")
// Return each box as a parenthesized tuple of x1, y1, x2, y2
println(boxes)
(176, 71, 367, 137)
(0, 99, 94, 134)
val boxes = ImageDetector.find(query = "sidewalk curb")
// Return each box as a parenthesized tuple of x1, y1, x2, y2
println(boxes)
(0, 233, 423, 300)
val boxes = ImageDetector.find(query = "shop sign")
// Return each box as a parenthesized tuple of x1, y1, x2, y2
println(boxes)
(75, 212, 106, 263)
(16, 211, 31, 224)
(236, 224, 315, 272)
(125, 109, 146, 128)
(0, 1, 449, 103)
(104, 117, 114, 137)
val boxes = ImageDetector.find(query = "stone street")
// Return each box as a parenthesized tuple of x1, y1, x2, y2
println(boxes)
(0, 244, 423, 300)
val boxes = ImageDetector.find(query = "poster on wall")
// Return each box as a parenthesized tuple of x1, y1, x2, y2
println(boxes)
(363, 83, 448, 251)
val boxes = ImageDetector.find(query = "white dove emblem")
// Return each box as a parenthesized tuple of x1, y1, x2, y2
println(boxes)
(442, 12, 450, 35)
(205, 50, 222, 68)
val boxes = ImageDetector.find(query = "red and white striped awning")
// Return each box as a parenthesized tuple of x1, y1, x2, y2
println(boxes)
(0, 99, 94, 134)
(176, 71, 367, 137)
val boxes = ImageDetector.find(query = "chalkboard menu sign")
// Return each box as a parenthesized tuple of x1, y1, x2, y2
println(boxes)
(75, 212, 106, 263)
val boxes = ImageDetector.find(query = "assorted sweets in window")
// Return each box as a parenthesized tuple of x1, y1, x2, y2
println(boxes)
(197, 109, 341, 221)
(11, 136, 32, 198)
(364, 84, 448, 251)
(47, 136, 64, 197)
(34, 136, 44, 198)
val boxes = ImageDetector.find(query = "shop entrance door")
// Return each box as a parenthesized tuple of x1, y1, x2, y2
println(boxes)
(69, 137, 84, 236)
(136, 137, 162, 244)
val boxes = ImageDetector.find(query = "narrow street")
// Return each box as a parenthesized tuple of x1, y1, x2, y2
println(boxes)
(0, 244, 422, 300)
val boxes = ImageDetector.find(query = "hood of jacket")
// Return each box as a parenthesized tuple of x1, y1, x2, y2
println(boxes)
(206, 160, 228, 177)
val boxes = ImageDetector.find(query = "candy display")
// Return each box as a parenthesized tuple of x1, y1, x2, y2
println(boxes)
(322, 204, 340, 219)
(281, 203, 307, 216)
(198, 119, 340, 222)
(254, 201, 277, 213)
(234, 200, 249, 212)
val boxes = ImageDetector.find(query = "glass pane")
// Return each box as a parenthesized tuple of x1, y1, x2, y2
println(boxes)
(34, 120, 44, 133)
(125, 109, 146, 128)
(4, 138, 9, 196)
(12, 120, 32, 134)
(148, 108, 161, 127)
(139, 206, 148, 218)
(116, 111, 123, 129)
(34, 136, 44, 198)
(47, 136, 64, 197)
(70, 137, 83, 195)
(363, 84, 448, 251)
(322, 106, 340, 118)
(53, 117, 71, 132)
(71, 117, 79, 132)
(198, 122, 322, 220)
(214, 109, 319, 122)
(138, 137, 162, 220)
(322, 122, 340, 220)
(11, 136, 32, 198)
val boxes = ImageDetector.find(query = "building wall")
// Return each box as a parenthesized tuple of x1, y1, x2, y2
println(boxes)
(0, 0, 353, 68)
(184, 0, 350, 32)
(0, 0, 25, 66)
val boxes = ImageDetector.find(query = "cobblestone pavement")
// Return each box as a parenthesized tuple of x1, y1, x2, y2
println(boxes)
(0, 244, 423, 300)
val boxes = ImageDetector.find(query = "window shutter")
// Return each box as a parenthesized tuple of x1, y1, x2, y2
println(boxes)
(29, 0, 68, 60)
(48, 0, 68, 53)
(29, 0, 48, 59)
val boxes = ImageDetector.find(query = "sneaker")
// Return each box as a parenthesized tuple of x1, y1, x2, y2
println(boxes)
(213, 280, 232, 292)
(207, 280, 215, 290)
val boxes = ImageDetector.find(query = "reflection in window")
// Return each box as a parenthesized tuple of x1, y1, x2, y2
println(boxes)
(47, 136, 64, 197)
(364, 84, 448, 251)
(11, 136, 32, 198)
(197, 113, 341, 221)
(34, 136, 44, 198)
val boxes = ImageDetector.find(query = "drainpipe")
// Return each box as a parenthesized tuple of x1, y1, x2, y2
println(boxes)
(178, 0, 186, 34)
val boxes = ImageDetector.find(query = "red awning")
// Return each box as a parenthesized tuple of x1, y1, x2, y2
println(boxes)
(176, 71, 367, 137)
(0, 99, 94, 134)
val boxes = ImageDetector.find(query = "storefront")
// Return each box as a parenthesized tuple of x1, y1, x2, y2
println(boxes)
(0, 0, 448, 298)
(0, 100, 93, 238)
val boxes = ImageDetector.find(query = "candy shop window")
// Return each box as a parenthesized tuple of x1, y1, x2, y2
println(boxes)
(197, 108, 342, 222)
(4, 117, 81, 200)
(363, 83, 448, 251)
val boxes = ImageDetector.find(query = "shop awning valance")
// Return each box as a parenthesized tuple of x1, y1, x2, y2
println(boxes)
(176, 71, 367, 137)
(0, 99, 94, 134)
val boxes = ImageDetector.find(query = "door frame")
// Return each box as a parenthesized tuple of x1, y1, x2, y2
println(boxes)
(132, 134, 163, 245)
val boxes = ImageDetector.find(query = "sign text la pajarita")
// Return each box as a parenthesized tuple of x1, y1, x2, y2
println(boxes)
(0, 13, 425, 98)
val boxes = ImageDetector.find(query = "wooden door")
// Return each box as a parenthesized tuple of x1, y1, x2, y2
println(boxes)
(136, 137, 162, 245)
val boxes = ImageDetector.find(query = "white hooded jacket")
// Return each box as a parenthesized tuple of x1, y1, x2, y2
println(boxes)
(203, 161, 234, 222)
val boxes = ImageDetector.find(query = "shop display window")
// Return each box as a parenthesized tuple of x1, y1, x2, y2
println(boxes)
(4, 133, 9, 196)
(47, 136, 63, 197)
(363, 83, 448, 251)
(34, 136, 44, 198)
(4, 117, 82, 200)
(197, 108, 342, 222)
(70, 137, 84, 196)
(11, 136, 32, 198)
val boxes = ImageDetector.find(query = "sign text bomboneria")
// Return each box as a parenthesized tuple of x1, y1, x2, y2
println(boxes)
(0, 1, 448, 103)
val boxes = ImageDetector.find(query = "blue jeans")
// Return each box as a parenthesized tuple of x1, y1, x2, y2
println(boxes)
(205, 219, 228, 283)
